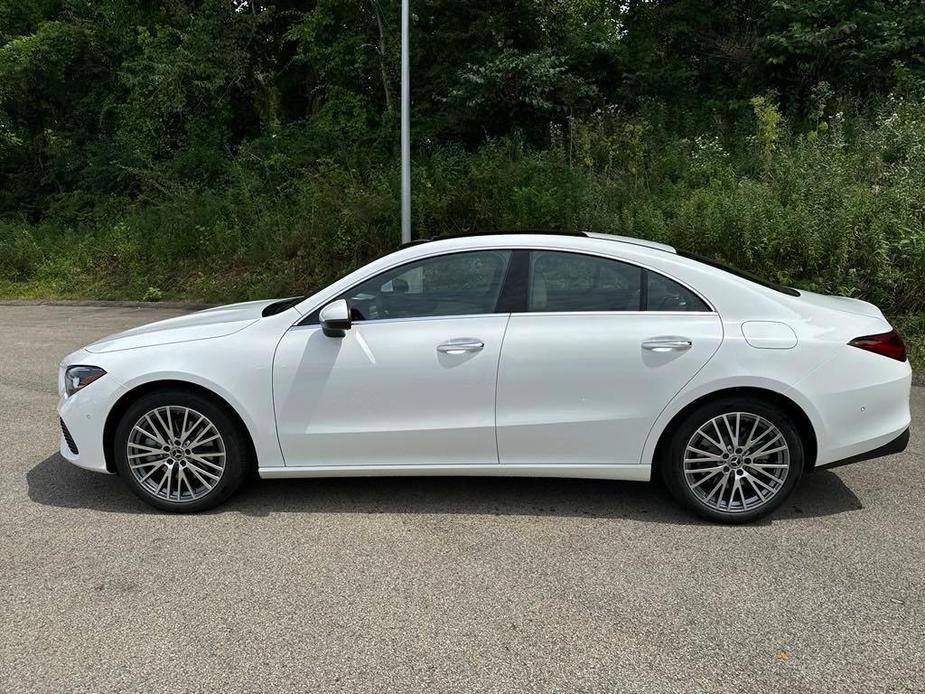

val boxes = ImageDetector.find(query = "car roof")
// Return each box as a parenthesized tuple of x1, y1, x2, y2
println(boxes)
(583, 232, 676, 253)
(405, 230, 676, 254)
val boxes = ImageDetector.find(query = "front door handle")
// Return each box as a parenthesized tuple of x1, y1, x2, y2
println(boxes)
(642, 336, 693, 352)
(437, 338, 485, 355)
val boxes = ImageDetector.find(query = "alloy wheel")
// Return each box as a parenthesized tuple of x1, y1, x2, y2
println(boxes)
(126, 406, 226, 503)
(682, 411, 790, 513)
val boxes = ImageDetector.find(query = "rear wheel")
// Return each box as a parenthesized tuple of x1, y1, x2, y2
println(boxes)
(114, 389, 250, 512)
(661, 398, 804, 523)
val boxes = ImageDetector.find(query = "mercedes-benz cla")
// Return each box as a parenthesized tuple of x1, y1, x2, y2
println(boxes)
(57, 232, 911, 522)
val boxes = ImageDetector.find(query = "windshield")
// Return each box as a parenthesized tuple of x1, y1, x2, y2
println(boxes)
(678, 251, 800, 297)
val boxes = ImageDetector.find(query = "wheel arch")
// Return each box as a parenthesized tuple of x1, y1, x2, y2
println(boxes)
(102, 379, 258, 474)
(651, 386, 818, 475)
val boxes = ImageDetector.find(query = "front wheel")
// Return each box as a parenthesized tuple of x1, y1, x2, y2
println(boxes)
(114, 389, 250, 512)
(661, 398, 804, 523)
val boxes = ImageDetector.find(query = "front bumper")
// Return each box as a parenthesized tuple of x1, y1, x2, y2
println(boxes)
(57, 362, 126, 474)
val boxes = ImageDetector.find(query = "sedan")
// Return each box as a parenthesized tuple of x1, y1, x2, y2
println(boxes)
(57, 232, 912, 522)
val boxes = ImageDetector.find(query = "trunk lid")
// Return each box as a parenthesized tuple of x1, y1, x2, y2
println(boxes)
(794, 290, 886, 320)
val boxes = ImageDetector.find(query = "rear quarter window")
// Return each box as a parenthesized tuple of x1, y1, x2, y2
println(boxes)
(647, 272, 710, 311)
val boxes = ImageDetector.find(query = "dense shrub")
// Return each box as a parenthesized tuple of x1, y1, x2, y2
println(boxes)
(3, 94, 925, 314)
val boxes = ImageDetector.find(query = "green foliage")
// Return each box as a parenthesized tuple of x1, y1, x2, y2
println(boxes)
(759, 1, 925, 106)
(892, 314, 925, 369)
(447, 50, 597, 139)
(0, 222, 43, 280)
(2, 0, 925, 345)
(6, 94, 925, 320)
(750, 95, 783, 163)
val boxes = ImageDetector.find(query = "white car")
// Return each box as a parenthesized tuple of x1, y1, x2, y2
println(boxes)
(57, 232, 911, 522)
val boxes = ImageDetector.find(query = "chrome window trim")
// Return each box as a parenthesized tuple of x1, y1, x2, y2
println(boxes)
(289, 309, 718, 331)
(289, 312, 509, 330)
(510, 310, 718, 318)
(292, 244, 717, 328)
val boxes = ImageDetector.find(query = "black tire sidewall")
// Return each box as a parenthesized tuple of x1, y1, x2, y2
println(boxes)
(114, 389, 249, 513)
(661, 397, 804, 523)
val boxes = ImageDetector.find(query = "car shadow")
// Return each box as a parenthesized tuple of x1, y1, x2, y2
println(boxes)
(27, 453, 864, 524)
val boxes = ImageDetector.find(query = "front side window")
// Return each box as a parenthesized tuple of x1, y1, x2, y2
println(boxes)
(340, 250, 512, 321)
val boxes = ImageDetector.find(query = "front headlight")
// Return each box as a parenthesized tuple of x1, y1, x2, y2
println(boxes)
(64, 366, 107, 397)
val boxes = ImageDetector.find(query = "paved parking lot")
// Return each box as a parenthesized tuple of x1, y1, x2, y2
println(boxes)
(1, 304, 923, 693)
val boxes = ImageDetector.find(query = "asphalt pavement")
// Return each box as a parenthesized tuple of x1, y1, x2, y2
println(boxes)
(1, 304, 923, 693)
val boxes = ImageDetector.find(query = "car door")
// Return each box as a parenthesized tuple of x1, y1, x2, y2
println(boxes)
(496, 249, 723, 466)
(273, 249, 513, 467)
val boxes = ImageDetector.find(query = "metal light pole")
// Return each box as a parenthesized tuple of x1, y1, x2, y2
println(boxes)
(400, 0, 411, 244)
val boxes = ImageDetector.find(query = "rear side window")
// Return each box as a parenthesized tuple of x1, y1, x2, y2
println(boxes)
(529, 251, 641, 312)
(527, 250, 710, 313)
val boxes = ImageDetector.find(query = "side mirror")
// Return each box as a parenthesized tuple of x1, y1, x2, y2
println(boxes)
(320, 299, 351, 337)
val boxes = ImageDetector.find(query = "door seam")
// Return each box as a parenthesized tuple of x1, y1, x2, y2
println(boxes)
(493, 313, 513, 464)
(638, 314, 726, 465)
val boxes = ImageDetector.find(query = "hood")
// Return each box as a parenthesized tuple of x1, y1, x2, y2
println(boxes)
(84, 298, 285, 353)
(794, 290, 886, 320)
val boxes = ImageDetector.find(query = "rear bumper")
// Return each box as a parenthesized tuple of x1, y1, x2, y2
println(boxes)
(816, 427, 910, 470)
(790, 345, 911, 467)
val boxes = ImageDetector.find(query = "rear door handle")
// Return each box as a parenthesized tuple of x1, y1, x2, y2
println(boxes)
(437, 338, 485, 354)
(642, 336, 692, 352)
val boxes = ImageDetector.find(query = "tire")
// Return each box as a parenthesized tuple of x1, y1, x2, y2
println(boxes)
(114, 389, 251, 512)
(660, 397, 804, 523)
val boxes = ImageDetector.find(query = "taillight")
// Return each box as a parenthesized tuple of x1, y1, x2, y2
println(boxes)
(848, 329, 907, 362)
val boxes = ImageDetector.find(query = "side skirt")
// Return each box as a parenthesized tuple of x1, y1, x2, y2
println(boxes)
(258, 463, 651, 482)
